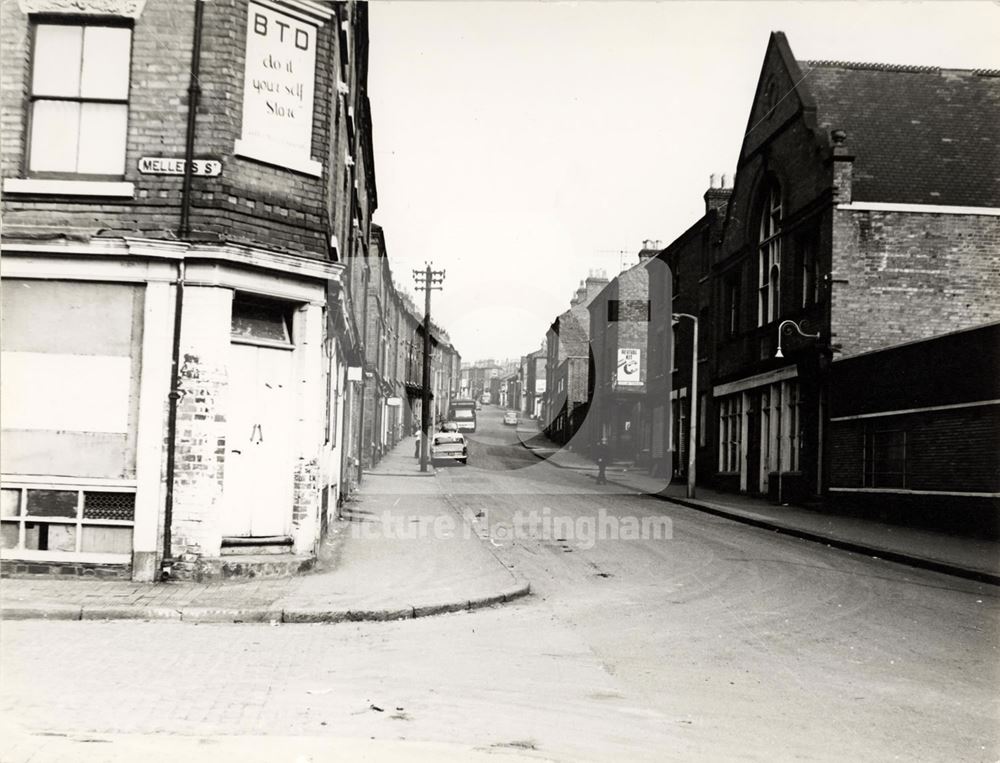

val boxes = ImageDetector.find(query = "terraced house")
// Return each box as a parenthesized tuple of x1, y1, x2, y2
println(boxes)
(0, 0, 459, 580)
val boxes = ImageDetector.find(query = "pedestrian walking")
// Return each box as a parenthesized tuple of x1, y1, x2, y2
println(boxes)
(595, 437, 609, 484)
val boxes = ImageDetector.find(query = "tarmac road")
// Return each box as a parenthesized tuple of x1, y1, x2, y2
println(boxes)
(2, 405, 998, 761)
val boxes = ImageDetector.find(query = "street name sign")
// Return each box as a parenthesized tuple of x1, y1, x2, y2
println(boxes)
(138, 157, 223, 176)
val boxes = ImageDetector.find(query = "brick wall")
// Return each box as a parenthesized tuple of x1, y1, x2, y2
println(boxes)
(831, 210, 1000, 357)
(830, 407, 1000, 493)
(1, 0, 346, 256)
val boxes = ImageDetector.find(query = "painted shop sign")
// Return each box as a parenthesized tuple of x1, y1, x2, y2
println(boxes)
(617, 348, 642, 386)
(234, 1, 322, 177)
(137, 157, 222, 176)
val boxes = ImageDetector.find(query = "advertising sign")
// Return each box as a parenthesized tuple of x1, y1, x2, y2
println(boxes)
(235, 1, 322, 176)
(617, 348, 642, 386)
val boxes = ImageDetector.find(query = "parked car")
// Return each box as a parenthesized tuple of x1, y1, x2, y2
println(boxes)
(431, 431, 468, 465)
(503, 411, 518, 426)
(440, 420, 459, 432)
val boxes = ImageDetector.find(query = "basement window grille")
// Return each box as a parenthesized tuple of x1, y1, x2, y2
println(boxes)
(0, 486, 135, 560)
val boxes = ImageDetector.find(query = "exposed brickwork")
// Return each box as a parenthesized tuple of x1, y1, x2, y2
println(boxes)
(0, 0, 341, 255)
(1, 560, 131, 579)
(831, 210, 1000, 357)
(170, 350, 228, 562)
(292, 457, 320, 546)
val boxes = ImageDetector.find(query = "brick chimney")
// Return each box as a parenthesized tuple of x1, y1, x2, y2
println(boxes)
(584, 269, 609, 302)
(830, 129, 854, 204)
(638, 239, 662, 261)
(704, 172, 732, 216)
(570, 280, 587, 306)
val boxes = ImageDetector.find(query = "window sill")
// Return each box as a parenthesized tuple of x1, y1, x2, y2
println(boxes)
(0, 549, 131, 564)
(3, 178, 135, 197)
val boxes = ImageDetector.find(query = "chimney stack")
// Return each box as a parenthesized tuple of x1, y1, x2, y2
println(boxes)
(584, 269, 609, 302)
(638, 239, 662, 261)
(704, 172, 732, 216)
(831, 129, 854, 204)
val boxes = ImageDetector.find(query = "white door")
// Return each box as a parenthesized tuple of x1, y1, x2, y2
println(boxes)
(222, 343, 294, 537)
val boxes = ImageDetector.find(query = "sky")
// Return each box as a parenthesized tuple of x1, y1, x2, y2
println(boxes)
(366, 1, 1000, 363)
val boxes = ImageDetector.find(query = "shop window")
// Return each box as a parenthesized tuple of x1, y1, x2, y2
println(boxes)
(28, 21, 132, 176)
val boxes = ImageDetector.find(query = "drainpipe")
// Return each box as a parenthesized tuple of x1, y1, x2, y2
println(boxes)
(162, 0, 205, 579)
(178, 0, 204, 240)
(161, 260, 185, 579)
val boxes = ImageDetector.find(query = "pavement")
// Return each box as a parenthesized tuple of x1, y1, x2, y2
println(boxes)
(0, 437, 530, 623)
(515, 419, 1000, 586)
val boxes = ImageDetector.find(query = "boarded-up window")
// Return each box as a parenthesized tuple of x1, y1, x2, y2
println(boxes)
(0, 280, 143, 479)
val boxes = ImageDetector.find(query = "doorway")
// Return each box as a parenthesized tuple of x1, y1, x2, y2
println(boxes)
(221, 341, 294, 538)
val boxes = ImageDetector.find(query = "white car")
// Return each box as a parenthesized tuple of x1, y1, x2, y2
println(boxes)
(431, 432, 468, 465)
(503, 411, 518, 426)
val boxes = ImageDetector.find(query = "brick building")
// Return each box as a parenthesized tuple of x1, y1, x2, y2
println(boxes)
(699, 33, 1000, 530)
(585, 247, 666, 463)
(523, 348, 547, 419)
(356, 226, 459, 471)
(646, 185, 728, 478)
(542, 271, 608, 445)
(827, 324, 1000, 536)
(0, 0, 460, 579)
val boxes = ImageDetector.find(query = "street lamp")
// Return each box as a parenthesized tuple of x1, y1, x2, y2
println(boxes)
(773, 319, 821, 505)
(672, 313, 698, 499)
(775, 319, 820, 358)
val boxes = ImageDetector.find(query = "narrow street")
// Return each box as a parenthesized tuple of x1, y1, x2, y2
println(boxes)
(3, 407, 998, 761)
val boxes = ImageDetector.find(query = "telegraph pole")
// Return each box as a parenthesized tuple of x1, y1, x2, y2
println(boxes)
(413, 264, 445, 472)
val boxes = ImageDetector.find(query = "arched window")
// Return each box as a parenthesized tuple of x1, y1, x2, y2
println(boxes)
(758, 184, 782, 326)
